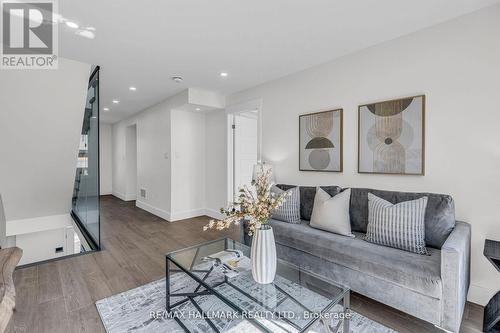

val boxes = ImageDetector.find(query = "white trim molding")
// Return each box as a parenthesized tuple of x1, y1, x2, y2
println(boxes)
(225, 98, 263, 205)
(112, 191, 127, 201)
(134, 201, 226, 222)
(468, 283, 496, 306)
(113, 191, 136, 201)
(135, 200, 171, 221)
(204, 208, 225, 220)
(170, 208, 206, 222)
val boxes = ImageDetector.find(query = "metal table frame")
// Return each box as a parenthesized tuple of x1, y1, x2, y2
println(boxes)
(483, 239, 500, 333)
(166, 238, 350, 333)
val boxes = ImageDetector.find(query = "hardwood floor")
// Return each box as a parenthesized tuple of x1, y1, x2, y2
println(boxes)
(7, 195, 483, 333)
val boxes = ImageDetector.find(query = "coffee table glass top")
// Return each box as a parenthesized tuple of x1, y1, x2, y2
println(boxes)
(166, 238, 350, 333)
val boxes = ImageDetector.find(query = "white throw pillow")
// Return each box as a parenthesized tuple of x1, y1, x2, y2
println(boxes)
(310, 188, 354, 237)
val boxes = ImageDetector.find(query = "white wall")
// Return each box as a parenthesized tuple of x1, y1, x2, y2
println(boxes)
(9, 216, 76, 265)
(205, 110, 228, 218)
(112, 91, 188, 217)
(111, 89, 226, 221)
(170, 110, 206, 220)
(227, 5, 500, 305)
(100, 123, 113, 195)
(0, 57, 90, 263)
(112, 101, 172, 213)
(0, 58, 91, 221)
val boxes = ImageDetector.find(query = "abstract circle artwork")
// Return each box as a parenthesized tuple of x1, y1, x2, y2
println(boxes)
(358, 95, 425, 175)
(299, 109, 343, 172)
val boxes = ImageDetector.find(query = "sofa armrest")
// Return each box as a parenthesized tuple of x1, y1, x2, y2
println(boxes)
(440, 221, 471, 332)
(0, 247, 22, 333)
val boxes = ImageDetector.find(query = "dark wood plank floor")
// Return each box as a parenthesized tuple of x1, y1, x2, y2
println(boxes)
(7, 195, 483, 333)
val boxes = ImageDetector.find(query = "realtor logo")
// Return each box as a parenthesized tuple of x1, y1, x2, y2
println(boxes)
(1, 0, 58, 69)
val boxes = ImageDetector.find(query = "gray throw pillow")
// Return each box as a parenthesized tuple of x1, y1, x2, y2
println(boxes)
(364, 193, 429, 255)
(271, 186, 301, 224)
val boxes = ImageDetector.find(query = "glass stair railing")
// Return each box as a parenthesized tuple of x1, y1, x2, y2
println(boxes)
(70, 66, 101, 251)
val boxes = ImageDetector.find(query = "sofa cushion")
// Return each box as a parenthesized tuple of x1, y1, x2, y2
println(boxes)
(271, 185, 301, 224)
(350, 188, 455, 249)
(365, 193, 428, 255)
(269, 219, 442, 299)
(277, 184, 342, 221)
(310, 188, 354, 237)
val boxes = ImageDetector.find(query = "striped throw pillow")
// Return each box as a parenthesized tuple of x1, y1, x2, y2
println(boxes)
(271, 186, 301, 224)
(364, 193, 429, 255)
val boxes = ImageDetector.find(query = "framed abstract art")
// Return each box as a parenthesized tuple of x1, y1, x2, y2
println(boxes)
(299, 109, 343, 172)
(358, 95, 425, 175)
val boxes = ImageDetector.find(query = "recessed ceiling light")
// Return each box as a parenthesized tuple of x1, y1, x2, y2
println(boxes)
(85, 27, 96, 31)
(129, 86, 137, 91)
(65, 21, 79, 29)
(220, 72, 228, 77)
(172, 76, 183, 83)
(76, 30, 95, 39)
(195, 108, 201, 111)
(103, 107, 109, 111)
(112, 100, 119, 104)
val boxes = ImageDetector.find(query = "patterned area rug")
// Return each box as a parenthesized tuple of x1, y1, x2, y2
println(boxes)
(96, 272, 398, 333)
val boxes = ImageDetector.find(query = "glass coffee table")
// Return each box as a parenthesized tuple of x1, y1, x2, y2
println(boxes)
(166, 238, 350, 333)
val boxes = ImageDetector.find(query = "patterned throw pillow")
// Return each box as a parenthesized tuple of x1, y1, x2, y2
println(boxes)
(364, 193, 429, 255)
(271, 186, 301, 224)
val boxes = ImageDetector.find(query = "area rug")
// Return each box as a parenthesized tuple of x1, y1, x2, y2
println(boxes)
(96, 272, 398, 333)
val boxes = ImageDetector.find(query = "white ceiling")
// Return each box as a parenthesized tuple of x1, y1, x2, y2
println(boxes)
(58, 0, 499, 123)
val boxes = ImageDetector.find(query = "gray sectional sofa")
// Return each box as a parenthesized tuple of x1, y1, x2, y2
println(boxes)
(246, 185, 471, 332)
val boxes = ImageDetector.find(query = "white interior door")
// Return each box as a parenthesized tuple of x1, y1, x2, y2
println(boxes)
(233, 111, 258, 197)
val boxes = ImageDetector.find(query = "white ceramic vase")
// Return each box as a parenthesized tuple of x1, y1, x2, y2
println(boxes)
(251, 224, 277, 284)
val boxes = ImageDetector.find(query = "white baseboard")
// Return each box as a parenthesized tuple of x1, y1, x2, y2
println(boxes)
(112, 191, 136, 202)
(164, 208, 224, 221)
(135, 200, 171, 221)
(468, 283, 496, 306)
(170, 208, 206, 222)
(204, 208, 225, 220)
(112, 191, 127, 201)
(126, 194, 137, 201)
(132, 202, 225, 222)
(434, 325, 453, 333)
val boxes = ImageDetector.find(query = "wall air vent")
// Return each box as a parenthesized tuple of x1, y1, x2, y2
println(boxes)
(140, 188, 147, 198)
